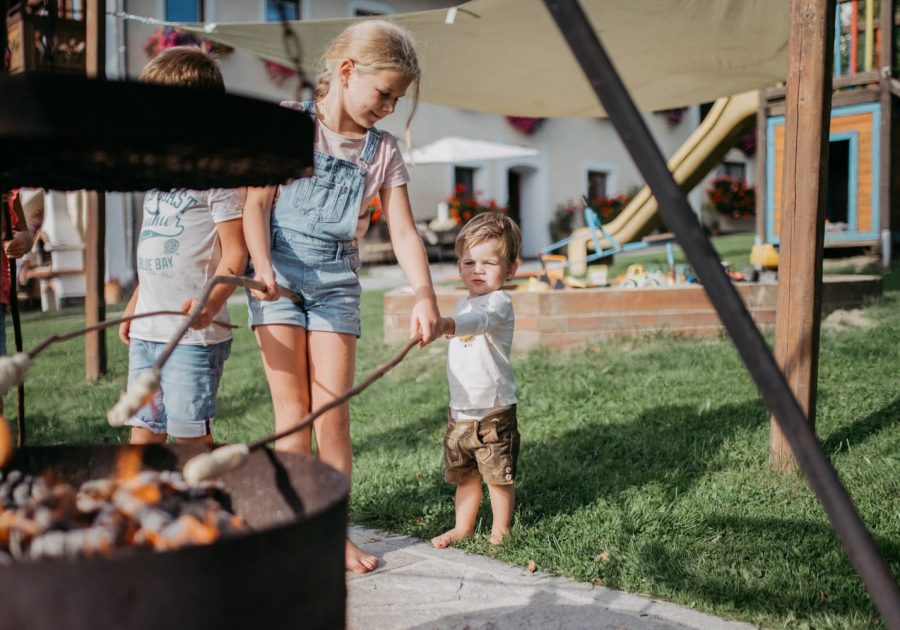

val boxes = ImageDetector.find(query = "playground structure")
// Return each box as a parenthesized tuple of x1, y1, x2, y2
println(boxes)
(563, 91, 759, 275)
(567, 0, 900, 268)
(759, 0, 899, 255)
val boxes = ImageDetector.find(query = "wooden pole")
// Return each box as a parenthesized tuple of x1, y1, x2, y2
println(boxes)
(851, 0, 858, 73)
(770, 0, 835, 472)
(84, 0, 107, 379)
(864, 0, 875, 71)
(879, 0, 893, 267)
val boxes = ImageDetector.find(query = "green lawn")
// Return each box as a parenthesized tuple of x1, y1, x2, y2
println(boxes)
(5, 244, 899, 629)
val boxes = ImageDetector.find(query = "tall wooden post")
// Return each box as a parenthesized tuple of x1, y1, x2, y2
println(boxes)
(878, 0, 893, 266)
(84, 0, 107, 379)
(770, 0, 835, 472)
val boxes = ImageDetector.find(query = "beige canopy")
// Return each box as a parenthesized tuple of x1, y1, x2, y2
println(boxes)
(178, 0, 788, 118)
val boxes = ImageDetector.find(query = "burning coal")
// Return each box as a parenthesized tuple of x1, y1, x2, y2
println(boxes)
(0, 464, 248, 563)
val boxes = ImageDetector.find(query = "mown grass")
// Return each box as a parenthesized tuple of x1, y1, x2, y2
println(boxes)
(5, 243, 899, 629)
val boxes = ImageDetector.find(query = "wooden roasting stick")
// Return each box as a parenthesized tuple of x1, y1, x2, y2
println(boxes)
(0, 310, 237, 469)
(107, 276, 300, 428)
(182, 335, 422, 485)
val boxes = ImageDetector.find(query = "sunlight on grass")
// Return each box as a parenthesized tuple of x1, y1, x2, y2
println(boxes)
(4, 245, 898, 629)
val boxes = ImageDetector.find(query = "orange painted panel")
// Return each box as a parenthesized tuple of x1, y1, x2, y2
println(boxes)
(770, 110, 875, 237)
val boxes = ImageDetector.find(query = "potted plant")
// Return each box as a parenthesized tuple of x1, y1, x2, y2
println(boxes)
(447, 184, 506, 226)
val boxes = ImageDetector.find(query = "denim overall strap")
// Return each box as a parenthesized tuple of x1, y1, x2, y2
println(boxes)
(271, 102, 381, 242)
(360, 127, 382, 166)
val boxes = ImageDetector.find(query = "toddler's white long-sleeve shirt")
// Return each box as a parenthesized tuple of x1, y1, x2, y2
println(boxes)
(448, 290, 517, 412)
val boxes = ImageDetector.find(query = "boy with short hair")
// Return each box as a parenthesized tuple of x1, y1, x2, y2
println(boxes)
(431, 212, 521, 547)
(118, 46, 247, 444)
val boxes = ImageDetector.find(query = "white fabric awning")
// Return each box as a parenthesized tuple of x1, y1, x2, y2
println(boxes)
(172, 0, 788, 118)
(406, 136, 540, 164)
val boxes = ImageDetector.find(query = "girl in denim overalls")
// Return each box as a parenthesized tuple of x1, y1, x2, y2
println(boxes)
(243, 20, 440, 573)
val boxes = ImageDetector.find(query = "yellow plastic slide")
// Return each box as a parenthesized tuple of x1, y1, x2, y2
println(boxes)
(567, 90, 760, 275)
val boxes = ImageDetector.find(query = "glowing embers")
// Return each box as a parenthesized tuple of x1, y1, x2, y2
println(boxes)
(0, 462, 247, 562)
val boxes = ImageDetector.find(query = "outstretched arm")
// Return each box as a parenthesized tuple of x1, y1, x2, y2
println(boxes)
(243, 186, 279, 301)
(182, 218, 248, 329)
(381, 184, 439, 345)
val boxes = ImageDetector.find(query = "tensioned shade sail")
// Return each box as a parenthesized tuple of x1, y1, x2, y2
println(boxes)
(172, 0, 789, 118)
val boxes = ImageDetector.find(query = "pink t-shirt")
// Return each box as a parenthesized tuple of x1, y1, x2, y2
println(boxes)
(279, 102, 410, 239)
(315, 121, 409, 239)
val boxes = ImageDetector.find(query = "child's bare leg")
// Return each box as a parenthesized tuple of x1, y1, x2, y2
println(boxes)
(255, 324, 313, 454)
(432, 475, 482, 548)
(487, 483, 515, 545)
(307, 331, 378, 573)
(130, 427, 166, 444)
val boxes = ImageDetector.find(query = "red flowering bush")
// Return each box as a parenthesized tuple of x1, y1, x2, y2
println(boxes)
(447, 184, 506, 226)
(263, 59, 296, 86)
(144, 27, 230, 58)
(505, 116, 544, 135)
(588, 193, 631, 222)
(706, 175, 755, 219)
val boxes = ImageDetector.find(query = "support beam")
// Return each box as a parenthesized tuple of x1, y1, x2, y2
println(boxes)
(542, 0, 900, 624)
(770, 0, 834, 472)
(84, 0, 106, 379)
(878, 0, 894, 268)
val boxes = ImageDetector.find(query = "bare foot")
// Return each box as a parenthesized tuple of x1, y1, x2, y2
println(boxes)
(345, 539, 378, 573)
(489, 529, 509, 546)
(431, 527, 473, 548)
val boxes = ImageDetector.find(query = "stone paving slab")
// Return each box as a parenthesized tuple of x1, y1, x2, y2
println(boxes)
(347, 526, 756, 630)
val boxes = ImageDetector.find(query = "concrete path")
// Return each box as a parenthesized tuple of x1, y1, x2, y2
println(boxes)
(347, 526, 754, 630)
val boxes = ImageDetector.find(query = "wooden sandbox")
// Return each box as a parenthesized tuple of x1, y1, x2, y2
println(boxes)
(383, 275, 882, 350)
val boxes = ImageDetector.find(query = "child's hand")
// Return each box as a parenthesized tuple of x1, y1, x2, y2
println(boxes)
(250, 267, 280, 301)
(181, 298, 213, 330)
(118, 320, 131, 346)
(437, 317, 456, 338)
(410, 292, 440, 346)
(2, 231, 31, 259)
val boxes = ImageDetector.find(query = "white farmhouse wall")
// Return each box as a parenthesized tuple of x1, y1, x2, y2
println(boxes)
(111, 0, 718, 268)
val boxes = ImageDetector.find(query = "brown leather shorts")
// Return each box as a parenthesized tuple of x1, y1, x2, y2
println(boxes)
(443, 405, 519, 486)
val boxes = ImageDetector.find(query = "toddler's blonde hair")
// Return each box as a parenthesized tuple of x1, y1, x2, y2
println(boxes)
(139, 46, 224, 91)
(455, 213, 522, 266)
(316, 19, 421, 135)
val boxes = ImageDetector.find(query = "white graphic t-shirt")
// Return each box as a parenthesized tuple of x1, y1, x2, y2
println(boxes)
(129, 188, 245, 345)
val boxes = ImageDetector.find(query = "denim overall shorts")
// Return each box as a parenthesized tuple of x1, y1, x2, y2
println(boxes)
(248, 101, 380, 337)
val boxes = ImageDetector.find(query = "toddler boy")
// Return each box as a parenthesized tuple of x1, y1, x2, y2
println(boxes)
(432, 212, 521, 547)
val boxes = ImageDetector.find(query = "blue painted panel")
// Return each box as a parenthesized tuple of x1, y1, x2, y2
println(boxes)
(765, 102, 881, 245)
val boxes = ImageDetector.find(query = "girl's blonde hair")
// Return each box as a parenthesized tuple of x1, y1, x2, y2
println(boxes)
(455, 213, 522, 266)
(316, 19, 421, 136)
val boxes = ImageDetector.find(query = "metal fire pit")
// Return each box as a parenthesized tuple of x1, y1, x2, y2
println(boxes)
(0, 443, 347, 630)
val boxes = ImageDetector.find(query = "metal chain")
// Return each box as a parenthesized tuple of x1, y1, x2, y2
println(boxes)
(275, 1, 314, 102)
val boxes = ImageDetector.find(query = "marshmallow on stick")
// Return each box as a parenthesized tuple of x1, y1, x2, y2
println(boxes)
(106, 369, 161, 428)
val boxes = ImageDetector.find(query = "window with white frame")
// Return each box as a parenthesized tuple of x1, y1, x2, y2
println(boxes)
(165, 0, 202, 22)
(349, 1, 393, 16)
(266, 0, 302, 21)
(587, 170, 609, 201)
(454, 167, 477, 197)
(719, 161, 746, 181)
